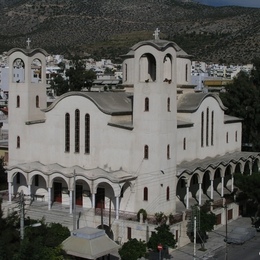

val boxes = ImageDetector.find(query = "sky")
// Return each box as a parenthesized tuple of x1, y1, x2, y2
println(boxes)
(195, 0, 260, 8)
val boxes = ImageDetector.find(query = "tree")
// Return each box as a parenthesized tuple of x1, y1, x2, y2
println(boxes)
(147, 224, 176, 251)
(220, 59, 260, 151)
(50, 57, 96, 96)
(118, 238, 147, 260)
(234, 172, 260, 221)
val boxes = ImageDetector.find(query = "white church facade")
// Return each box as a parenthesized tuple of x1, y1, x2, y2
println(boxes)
(6, 31, 260, 245)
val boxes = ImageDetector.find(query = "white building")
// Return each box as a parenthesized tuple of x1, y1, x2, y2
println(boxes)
(6, 31, 260, 246)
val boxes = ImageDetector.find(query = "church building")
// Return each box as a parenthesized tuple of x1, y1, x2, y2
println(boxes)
(6, 30, 260, 245)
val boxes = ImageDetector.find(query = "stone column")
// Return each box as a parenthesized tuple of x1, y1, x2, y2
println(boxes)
(28, 184, 31, 198)
(198, 183, 202, 205)
(221, 177, 224, 197)
(116, 196, 120, 220)
(69, 190, 73, 214)
(186, 185, 190, 209)
(48, 187, 51, 210)
(92, 193, 95, 208)
(210, 180, 214, 200)
(8, 182, 12, 203)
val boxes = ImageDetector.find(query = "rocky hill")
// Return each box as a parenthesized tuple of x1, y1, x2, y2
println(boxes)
(0, 0, 259, 64)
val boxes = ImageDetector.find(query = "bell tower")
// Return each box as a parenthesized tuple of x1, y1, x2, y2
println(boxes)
(122, 29, 180, 214)
(8, 39, 48, 164)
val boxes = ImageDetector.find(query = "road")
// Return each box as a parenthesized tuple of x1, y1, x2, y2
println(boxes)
(211, 231, 260, 260)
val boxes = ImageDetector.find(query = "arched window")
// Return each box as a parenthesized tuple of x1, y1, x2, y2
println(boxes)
(16, 95, 20, 108)
(167, 144, 170, 159)
(235, 131, 238, 142)
(139, 53, 156, 82)
(144, 97, 149, 111)
(166, 186, 170, 201)
(206, 107, 209, 146)
(144, 145, 149, 159)
(12, 58, 25, 83)
(75, 109, 80, 153)
(201, 112, 204, 147)
(211, 111, 214, 146)
(143, 187, 148, 201)
(226, 132, 229, 143)
(124, 63, 128, 82)
(183, 138, 186, 150)
(31, 58, 42, 83)
(17, 136, 20, 148)
(65, 113, 70, 152)
(36, 95, 39, 108)
(185, 64, 188, 82)
(167, 97, 170, 112)
(85, 114, 90, 153)
(16, 172, 20, 184)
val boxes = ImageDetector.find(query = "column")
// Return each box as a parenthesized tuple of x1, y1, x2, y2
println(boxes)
(92, 193, 95, 208)
(8, 182, 12, 203)
(48, 187, 51, 210)
(28, 184, 31, 198)
(221, 177, 224, 197)
(69, 190, 73, 214)
(116, 196, 119, 220)
(186, 185, 190, 209)
(231, 175, 234, 192)
(210, 180, 214, 200)
(198, 183, 202, 205)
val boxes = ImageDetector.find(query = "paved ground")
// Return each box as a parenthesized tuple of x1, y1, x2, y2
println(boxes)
(171, 216, 253, 260)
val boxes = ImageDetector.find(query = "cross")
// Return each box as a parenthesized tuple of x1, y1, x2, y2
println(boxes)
(153, 28, 160, 40)
(26, 38, 31, 49)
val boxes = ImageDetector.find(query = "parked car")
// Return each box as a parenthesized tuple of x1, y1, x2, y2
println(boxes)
(225, 227, 256, 245)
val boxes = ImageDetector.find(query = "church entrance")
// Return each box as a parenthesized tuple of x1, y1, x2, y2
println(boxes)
(53, 182, 62, 203)
(76, 185, 83, 206)
(95, 188, 105, 209)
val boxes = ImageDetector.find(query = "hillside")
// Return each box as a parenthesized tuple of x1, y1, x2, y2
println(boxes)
(0, 0, 259, 63)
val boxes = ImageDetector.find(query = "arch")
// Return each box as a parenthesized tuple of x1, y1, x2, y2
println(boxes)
(65, 113, 70, 152)
(16, 95, 20, 107)
(75, 109, 80, 153)
(167, 97, 171, 112)
(36, 95, 39, 108)
(213, 168, 222, 194)
(252, 158, 260, 173)
(139, 53, 156, 82)
(224, 165, 232, 189)
(12, 58, 25, 83)
(12, 171, 28, 195)
(31, 58, 42, 83)
(17, 136, 20, 148)
(144, 145, 149, 159)
(85, 113, 90, 154)
(94, 182, 115, 209)
(176, 176, 188, 205)
(166, 186, 170, 201)
(234, 163, 242, 174)
(144, 97, 149, 111)
(244, 161, 250, 175)
(143, 187, 148, 201)
(202, 170, 211, 195)
(163, 54, 172, 82)
(190, 174, 199, 200)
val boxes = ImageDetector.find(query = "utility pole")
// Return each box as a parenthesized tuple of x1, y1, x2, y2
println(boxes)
(73, 170, 77, 230)
(193, 216, 196, 260)
(20, 190, 25, 240)
(225, 203, 228, 260)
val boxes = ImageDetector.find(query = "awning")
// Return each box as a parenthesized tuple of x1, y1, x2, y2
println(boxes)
(62, 227, 120, 259)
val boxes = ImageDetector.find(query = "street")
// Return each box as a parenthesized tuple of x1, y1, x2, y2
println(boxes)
(211, 231, 260, 260)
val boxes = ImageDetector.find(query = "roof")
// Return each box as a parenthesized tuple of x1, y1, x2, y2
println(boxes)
(44, 92, 133, 115)
(177, 151, 260, 177)
(177, 92, 227, 113)
(7, 161, 136, 183)
(122, 39, 192, 59)
(7, 47, 48, 57)
(62, 227, 119, 259)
